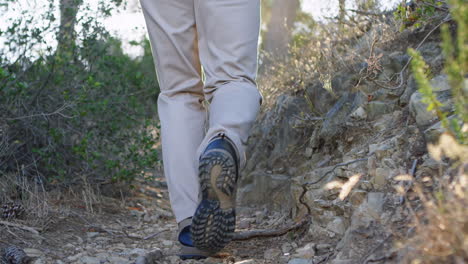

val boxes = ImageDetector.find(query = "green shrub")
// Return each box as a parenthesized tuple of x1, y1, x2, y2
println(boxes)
(0, 1, 160, 185)
(394, 0, 446, 30)
(408, 0, 467, 144)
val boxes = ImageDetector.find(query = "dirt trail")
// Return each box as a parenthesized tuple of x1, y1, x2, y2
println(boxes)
(1, 176, 324, 264)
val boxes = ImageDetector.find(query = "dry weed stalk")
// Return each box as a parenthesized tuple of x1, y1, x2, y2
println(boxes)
(258, 14, 397, 109)
(0, 172, 51, 223)
(399, 134, 468, 263)
(80, 175, 101, 214)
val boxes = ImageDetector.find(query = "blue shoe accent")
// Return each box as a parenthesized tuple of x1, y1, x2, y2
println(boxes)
(177, 218, 211, 259)
(179, 254, 208, 260)
(178, 225, 193, 247)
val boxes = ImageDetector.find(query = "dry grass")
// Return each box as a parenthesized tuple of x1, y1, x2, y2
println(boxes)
(0, 172, 51, 222)
(258, 14, 399, 109)
(400, 134, 468, 263)
(0, 170, 111, 231)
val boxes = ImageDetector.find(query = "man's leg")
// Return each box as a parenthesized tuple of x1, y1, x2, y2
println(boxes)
(194, 0, 262, 167)
(191, 0, 262, 252)
(140, 0, 205, 223)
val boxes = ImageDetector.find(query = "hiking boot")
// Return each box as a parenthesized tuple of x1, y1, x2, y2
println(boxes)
(178, 218, 211, 260)
(191, 134, 239, 253)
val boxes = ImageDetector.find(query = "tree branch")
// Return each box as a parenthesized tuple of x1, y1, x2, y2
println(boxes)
(232, 215, 310, 241)
(0, 220, 41, 235)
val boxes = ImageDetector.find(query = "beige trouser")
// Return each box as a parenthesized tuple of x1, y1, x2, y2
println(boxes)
(140, 0, 262, 222)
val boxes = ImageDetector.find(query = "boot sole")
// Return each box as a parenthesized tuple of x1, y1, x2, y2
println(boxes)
(191, 149, 237, 252)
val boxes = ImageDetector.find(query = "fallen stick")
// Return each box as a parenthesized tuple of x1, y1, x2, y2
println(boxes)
(86, 224, 116, 236)
(232, 216, 310, 241)
(0, 220, 41, 235)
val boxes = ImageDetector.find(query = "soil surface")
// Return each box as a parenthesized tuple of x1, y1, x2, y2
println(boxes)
(1, 176, 323, 264)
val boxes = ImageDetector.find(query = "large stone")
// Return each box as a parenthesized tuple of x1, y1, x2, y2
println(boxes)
(67, 253, 84, 262)
(326, 217, 347, 235)
(349, 190, 367, 206)
(288, 259, 313, 264)
(403, 73, 450, 108)
(316, 244, 333, 254)
(430, 74, 451, 92)
(236, 260, 256, 264)
(24, 248, 44, 258)
(282, 242, 294, 254)
(400, 75, 417, 106)
(333, 192, 387, 262)
(305, 73, 357, 115)
(161, 240, 173, 247)
(409, 81, 454, 128)
(294, 243, 316, 259)
(304, 80, 335, 115)
(371, 168, 389, 189)
(135, 256, 147, 264)
(330, 260, 357, 264)
(381, 52, 410, 75)
(368, 141, 393, 159)
(423, 115, 458, 143)
(239, 94, 311, 210)
(365, 101, 397, 120)
(80, 256, 101, 264)
(238, 172, 292, 212)
(304, 147, 313, 158)
(264, 248, 282, 260)
(106, 256, 129, 264)
(318, 91, 367, 141)
(366, 192, 385, 214)
(244, 95, 309, 173)
(86, 232, 100, 239)
(349, 106, 367, 120)
(419, 42, 443, 69)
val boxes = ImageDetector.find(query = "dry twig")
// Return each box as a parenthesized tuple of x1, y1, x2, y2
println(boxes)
(232, 215, 310, 241)
(0, 220, 41, 235)
(348, 9, 390, 17)
(5, 103, 74, 121)
(376, 14, 452, 90)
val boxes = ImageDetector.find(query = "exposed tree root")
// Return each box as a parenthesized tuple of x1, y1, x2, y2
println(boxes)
(232, 215, 311, 241)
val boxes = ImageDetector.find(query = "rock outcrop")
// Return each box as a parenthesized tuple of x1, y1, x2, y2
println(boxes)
(238, 27, 455, 263)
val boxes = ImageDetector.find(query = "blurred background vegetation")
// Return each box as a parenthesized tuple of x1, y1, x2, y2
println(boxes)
(0, 0, 161, 189)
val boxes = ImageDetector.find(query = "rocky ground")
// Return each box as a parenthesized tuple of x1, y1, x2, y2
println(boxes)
(0, 176, 336, 264)
(235, 16, 460, 263)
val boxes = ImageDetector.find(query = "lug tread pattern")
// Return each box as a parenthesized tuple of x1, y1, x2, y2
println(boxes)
(192, 151, 237, 252)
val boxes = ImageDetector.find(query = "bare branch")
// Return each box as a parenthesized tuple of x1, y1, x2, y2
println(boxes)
(5, 104, 74, 121)
(232, 215, 310, 241)
(0, 220, 42, 235)
(348, 9, 389, 17)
